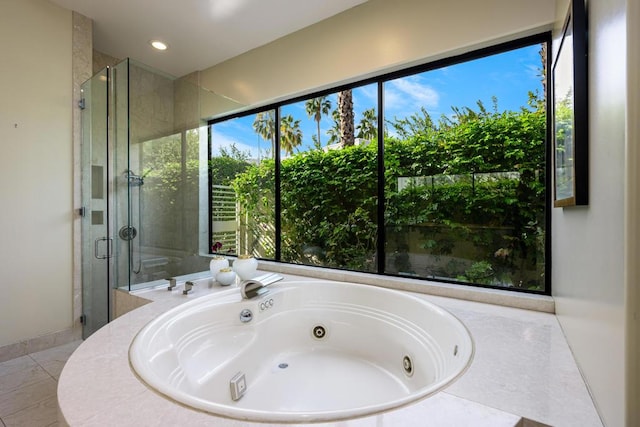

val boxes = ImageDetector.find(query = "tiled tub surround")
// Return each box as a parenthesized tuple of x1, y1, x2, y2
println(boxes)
(57, 272, 602, 426)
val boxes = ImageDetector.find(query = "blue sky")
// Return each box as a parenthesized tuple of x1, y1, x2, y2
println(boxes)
(212, 44, 544, 158)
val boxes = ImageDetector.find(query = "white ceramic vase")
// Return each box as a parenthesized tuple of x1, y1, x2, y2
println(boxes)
(233, 255, 258, 280)
(209, 256, 229, 278)
(215, 267, 236, 286)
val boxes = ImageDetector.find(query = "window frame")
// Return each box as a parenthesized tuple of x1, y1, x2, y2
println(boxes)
(208, 32, 552, 295)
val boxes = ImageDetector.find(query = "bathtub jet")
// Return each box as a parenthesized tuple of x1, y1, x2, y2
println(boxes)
(129, 280, 474, 423)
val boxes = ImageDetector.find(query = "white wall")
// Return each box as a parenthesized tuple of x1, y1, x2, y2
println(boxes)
(625, 1, 640, 424)
(0, 0, 73, 347)
(552, 0, 629, 426)
(200, 0, 555, 113)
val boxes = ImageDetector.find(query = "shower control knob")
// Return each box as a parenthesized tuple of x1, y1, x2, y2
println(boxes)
(118, 225, 137, 240)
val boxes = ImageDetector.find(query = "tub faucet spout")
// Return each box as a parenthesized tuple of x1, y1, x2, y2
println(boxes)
(183, 281, 195, 295)
(240, 273, 283, 299)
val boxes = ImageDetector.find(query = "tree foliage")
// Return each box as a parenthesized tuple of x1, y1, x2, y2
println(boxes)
(233, 95, 547, 290)
(356, 108, 377, 141)
(305, 96, 332, 146)
(210, 143, 252, 185)
(142, 129, 200, 206)
(280, 146, 378, 270)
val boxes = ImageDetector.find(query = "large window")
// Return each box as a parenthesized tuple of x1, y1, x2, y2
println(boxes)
(209, 34, 550, 293)
(279, 84, 378, 271)
(210, 112, 276, 258)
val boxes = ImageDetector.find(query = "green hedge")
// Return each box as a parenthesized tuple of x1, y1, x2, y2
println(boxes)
(232, 102, 547, 290)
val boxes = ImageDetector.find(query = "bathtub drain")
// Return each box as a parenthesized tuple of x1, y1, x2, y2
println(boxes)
(278, 363, 288, 369)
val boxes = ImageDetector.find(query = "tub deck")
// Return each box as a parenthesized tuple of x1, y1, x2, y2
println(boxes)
(58, 270, 602, 426)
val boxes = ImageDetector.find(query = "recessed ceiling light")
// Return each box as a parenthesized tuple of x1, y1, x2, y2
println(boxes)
(150, 40, 168, 51)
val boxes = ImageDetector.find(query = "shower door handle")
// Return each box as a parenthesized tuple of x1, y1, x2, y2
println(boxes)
(94, 237, 113, 259)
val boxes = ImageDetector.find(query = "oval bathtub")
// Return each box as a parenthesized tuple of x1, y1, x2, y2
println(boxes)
(129, 280, 474, 423)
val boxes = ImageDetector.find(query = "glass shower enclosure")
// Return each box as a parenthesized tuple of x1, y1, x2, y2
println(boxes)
(80, 59, 210, 338)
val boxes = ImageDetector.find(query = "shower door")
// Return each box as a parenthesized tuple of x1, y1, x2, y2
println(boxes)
(80, 67, 112, 339)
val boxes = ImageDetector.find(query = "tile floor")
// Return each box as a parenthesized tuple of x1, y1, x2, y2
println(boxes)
(0, 341, 82, 427)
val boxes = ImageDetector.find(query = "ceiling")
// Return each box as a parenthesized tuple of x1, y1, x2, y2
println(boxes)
(49, 0, 368, 78)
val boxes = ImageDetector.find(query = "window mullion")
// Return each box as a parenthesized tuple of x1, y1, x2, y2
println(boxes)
(377, 81, 385, 274)
(275, 108, 282, 261)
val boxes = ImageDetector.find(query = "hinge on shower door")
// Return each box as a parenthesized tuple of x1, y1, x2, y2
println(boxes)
(80, 314, 86, 325)
(78, 98, 86, 110)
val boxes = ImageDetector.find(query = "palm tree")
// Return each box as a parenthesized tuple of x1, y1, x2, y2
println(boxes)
(539, 42, 547, 95)
(304, 96, 332, 146)
(280, 114, 302, 155)
(338, 89, 355, 146)
(326, 108, 341, 145)
(356, 107, 377, 141)
(253, 111, 275, 153)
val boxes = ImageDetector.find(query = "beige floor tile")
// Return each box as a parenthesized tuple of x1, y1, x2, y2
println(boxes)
(29, 341, 82, 380)
(29, 341, 82, 366)
(2, 395, 59, 427)
(0, 378, 57, 418)
(0, 367, 50, 395)
(36, 361, 66, 380)
(0, 357, 38, 378)
(0, 341, 81, 427)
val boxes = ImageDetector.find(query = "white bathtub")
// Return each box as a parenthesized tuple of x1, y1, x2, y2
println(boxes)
(129, 280, 474, 423)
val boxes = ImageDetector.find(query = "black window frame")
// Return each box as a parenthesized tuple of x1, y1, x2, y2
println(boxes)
(208, 32, 552, 296)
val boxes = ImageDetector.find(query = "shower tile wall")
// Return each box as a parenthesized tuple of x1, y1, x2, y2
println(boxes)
(174, 71, 201, 131)
(114, 63, 174, 287)
(93, 50, 119, 75)
(129, 64, 175, 143)
(174, 72, 205, 267)
(119, 64, 208, 286)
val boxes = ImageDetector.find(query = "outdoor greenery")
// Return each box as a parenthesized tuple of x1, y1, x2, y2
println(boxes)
(142, 129, 200, 207)
(389, 95, 546, 290)
(280, 146, 378, 271)
(553, 93, 575, 199)
(210, 144, 252, 185)
(230, 93, 547, 290)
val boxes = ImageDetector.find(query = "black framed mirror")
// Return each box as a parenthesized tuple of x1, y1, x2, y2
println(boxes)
(552, 0, 588, 207)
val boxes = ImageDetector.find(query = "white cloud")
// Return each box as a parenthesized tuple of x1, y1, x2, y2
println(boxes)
(357, 85, 378, 103)
(211, 130, 267, 160)
(525, 63, 541, 80)
(386, 76, 440, 111)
